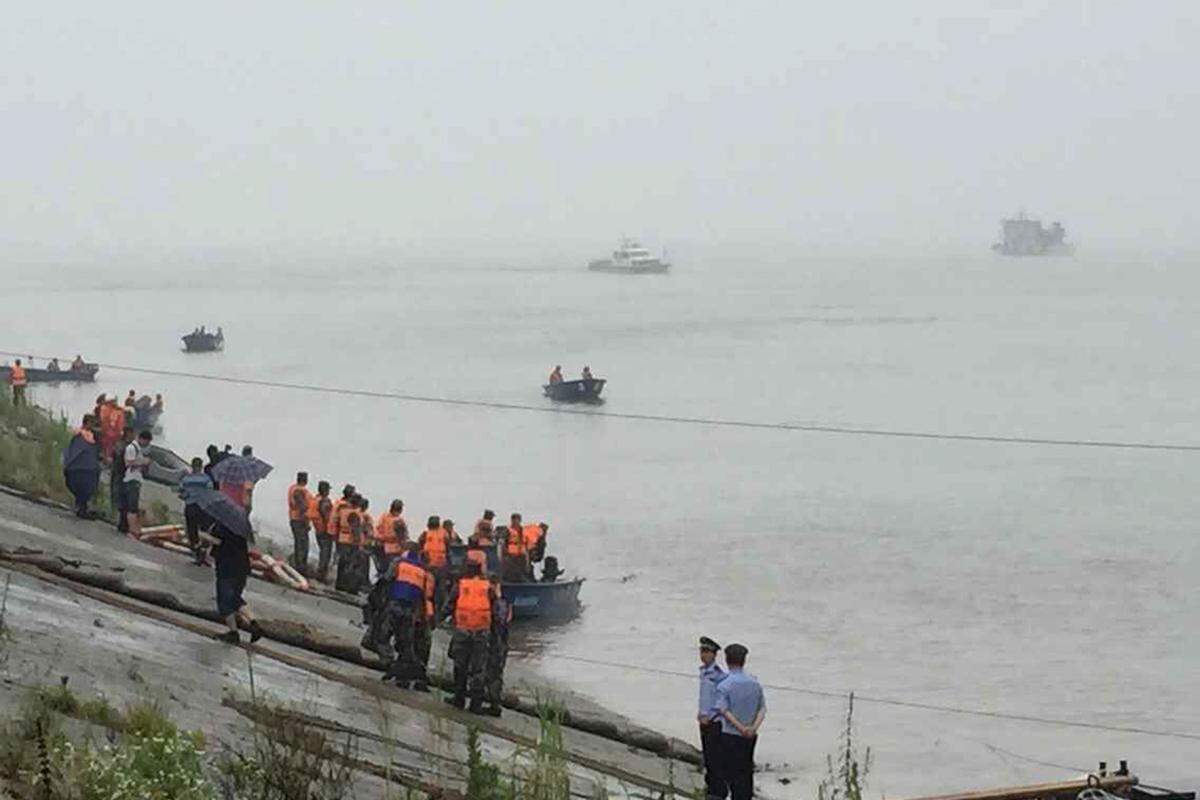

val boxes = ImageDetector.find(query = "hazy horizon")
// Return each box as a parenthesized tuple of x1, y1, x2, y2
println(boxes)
(3, 2, 1199, 260)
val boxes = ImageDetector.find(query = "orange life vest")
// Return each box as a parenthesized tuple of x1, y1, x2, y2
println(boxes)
(328, 498, 348, 539)
(395, 560, 427, 590)
(465, 548, 488, 575)
(9, 365, 27, 388)
(505, 525, 526, 557)
(309, 495, 332, 534)
(360, 512, 374, 543)
(376, 514, 407, 555)
(454, 577, 492, 631)
(336, 506, 361, 545)
(422, 527, 448, 567)
(287, 484, 312, 522)
(522, 524, 543, 551)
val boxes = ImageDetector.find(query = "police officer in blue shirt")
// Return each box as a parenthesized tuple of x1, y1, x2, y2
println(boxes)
(697, 636, 727, 799)
(714, 643, 766, 800)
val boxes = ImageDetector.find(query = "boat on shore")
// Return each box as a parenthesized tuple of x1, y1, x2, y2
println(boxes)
(183, 329, 224, 353)
(588, 238, 670, 274)
(544, 378, 605, 403)
(0, 363, 99, 383)
(447, 543, 583, 621)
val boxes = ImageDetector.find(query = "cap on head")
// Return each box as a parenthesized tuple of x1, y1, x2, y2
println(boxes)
(297, 471, 308, 483)
(699, 636, 721, 654)
(724, 643, 748, 665)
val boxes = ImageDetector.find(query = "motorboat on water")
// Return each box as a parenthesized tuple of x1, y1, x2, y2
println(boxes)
(0, 362, 99, 383)
(446, 544, 582, 621)
(183, 328, 224, 353)
(587, 238, 670, 274)
(544, 378, 605, 403)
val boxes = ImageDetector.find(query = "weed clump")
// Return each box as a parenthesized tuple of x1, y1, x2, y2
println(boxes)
(817, 692, 872, 800)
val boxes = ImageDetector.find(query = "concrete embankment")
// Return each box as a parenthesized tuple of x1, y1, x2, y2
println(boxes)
(0, 487, 702, 797)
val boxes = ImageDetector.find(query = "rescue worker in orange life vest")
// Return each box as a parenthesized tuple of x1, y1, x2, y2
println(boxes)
(501, 512, 529, 582)
(356, 498, 375, 593)
(8, 359, 28, 407)
(442, 558, 496, 713)
(383, 544, 435, 691)
(287, 472, 313, 575)
(335, 494, 364, 594)
(310, 481, 335, 582)
(418, 515, 451, 609)
(484, 573, 512, 717)
(548, 365, 563, 384)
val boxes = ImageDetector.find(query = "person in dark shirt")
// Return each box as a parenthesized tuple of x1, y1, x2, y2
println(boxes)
(201, 522, 264, 644)
(109, 428, 135, 532)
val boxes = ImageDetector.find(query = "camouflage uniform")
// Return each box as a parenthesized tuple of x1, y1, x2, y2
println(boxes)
(384, 600, 425, 685)
(485, 597, 512, 708)
(449, 629, 490, 703)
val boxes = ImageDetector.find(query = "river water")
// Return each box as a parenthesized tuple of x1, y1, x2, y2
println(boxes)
(3, 251, 1197, 795)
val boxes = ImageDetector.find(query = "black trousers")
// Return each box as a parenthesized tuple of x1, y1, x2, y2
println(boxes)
(289, 519, 311, 574)
(700, 722, 726, 799)
(315, 533, 334, 580)
(334, 543, 357, 592)
(718, 733, 756, 800)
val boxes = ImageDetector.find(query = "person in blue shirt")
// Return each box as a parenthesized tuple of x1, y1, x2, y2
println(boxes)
(714, 643, 766, 800)
(697, 636, 727, 800)
(179, 457, 215, 565)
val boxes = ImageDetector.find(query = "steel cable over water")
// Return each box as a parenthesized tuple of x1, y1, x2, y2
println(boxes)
(5, 350, 1199, 742)
(527, 652, 1200, 743)
(4, 350, 1200, 452)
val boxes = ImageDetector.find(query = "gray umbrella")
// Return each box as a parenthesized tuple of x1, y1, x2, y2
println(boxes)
(210, 455, 273, 485)
(181, 487, 253, 538)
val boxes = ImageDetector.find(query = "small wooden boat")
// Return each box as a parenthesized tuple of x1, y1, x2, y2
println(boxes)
(447, 543, 583, 621)
(0, 363, 99, 383)
(182, 330, 224, 353)
(544, 378, 605, 403)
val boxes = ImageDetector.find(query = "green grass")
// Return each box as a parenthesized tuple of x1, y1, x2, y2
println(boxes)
(0, 392, 75, 505)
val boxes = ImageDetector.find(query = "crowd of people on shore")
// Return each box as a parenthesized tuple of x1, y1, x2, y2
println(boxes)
(284, 473, 558, 715)
(59, 412, 772, 788)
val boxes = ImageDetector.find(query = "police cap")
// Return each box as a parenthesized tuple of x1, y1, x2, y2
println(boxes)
(699, 636, 721, 653)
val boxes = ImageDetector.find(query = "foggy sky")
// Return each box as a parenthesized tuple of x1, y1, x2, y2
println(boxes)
(3, 1, 1198, 260)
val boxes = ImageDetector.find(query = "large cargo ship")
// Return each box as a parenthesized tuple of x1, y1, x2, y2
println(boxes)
(587, 238, 670, 274)
(992, 213, 1074, 256)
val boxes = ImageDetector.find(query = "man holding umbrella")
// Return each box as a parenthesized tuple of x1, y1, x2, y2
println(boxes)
(209, 448, 273, 512)
(186, 483, 265, 644)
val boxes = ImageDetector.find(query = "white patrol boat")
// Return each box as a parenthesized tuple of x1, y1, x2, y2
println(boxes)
(587, 238, 670, 274)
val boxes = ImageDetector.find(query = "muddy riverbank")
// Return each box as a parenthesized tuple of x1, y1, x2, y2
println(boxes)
(0, 487, 707, 798)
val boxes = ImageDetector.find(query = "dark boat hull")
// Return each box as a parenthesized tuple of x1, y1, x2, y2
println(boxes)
(0, 364, 99, 384)
(182, 333, 224, 352)
(502, 579, 584, 620)
(544, 378, 605, 403)
(446, 543, 583, 621)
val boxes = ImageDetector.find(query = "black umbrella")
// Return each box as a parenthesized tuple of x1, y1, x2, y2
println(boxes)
(181, 487, 252, 538)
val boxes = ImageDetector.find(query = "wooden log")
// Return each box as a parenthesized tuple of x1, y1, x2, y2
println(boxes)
(908, 775, 1138, 800)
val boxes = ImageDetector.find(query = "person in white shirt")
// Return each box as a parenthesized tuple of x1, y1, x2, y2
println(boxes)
(123, 430, 153, 538)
